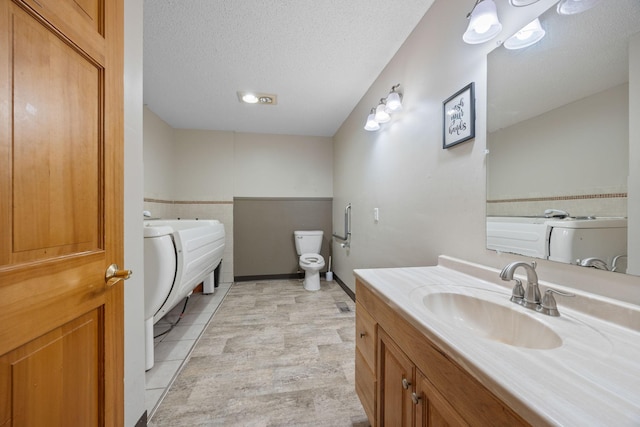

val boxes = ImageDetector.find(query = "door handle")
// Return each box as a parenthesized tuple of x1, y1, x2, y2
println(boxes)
(105, 264, 132, 287)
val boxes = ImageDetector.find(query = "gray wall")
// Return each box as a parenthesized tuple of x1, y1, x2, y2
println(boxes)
(234, 198, 332, 278)
(142, 118, 334, 283)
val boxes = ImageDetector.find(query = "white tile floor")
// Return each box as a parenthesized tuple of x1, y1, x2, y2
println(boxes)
(145, 282, 232, 418)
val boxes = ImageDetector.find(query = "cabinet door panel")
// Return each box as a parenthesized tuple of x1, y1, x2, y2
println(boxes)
(379, 328, 414, 427)
(356, 302, 377, 369)
(415, 369, 468, 427)
(356, 348, 376, 425)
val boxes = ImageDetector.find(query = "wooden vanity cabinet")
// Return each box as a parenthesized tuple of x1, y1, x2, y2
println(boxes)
(379, 327, 467, 427)
(355, 278, 529, 427)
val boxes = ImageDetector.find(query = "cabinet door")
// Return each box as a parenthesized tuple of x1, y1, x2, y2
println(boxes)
(379, 329, 414, 427)
(355, 302, 378, 425)
(414, 370, 469, 427)
(356, 348, 376, 425)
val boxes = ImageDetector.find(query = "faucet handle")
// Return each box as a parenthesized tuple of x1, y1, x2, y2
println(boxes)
(510, 279, 525, 305)
(537, 288, 575, 316)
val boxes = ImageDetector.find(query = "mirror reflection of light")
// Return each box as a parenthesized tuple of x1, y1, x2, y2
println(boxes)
(504, 18, 546, 50)
(509, 0, 541, 6)
(557, 0, 601, 15)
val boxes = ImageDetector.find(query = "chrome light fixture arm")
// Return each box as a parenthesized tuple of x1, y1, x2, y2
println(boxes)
(466, 0, 483, 19)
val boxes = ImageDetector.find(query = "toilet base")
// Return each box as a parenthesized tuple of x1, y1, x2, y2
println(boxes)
(303, 269, 321, 291)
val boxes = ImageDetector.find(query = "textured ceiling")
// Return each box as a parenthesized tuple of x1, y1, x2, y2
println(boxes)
(488, 0, 640, 132)
(143, 0, 435, 137)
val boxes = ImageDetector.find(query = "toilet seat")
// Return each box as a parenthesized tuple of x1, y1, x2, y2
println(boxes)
(298, 253, 325, 292)
(300, 253, 325, 266)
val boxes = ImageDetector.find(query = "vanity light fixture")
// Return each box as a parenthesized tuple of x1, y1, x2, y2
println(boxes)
(463, 0, 503, 45)
(385, 84, 403, 113)
(504, 18, 545, 49)
(364, 84, 403, 132)
(237, 91, 278, 105)
(374, 99, 391, 123)
(364, 108, 381, 131)
(509, 0, 540, 6)
(556, 0, 601, 15)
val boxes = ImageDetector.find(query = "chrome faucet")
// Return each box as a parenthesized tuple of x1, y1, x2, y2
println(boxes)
(499, 261, 575, 316)
(543, 208, 570, 218)
(611, 255, 628, 273)
(499, 261, 541, 309)
(578, 257, 609, 270)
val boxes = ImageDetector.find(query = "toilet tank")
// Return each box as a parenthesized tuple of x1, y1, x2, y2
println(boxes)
(547, 218, 627, 267)
(294, 230, 323, 255)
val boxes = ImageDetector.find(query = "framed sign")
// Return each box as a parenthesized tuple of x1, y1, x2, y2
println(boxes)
(443, 82, 475, 149)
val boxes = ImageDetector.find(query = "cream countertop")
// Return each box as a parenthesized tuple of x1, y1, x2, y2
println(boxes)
(354, 256, 640, 426)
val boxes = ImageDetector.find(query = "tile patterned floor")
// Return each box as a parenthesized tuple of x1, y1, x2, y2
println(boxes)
(148, 279, 369, 426)
(146, 283, 233, 415)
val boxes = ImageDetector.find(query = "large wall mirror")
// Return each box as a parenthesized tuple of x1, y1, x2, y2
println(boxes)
(486, 0, 640, 275)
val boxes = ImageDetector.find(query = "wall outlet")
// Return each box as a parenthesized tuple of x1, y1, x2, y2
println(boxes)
(373, 208, 379, 222)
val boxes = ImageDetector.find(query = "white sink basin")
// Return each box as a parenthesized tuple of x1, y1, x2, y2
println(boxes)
(421, 292, 563, 349)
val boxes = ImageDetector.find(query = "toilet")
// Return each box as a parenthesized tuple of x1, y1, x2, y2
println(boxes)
(294, 230, 326, 291)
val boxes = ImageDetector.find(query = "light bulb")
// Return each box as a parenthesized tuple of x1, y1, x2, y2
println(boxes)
(385, 92, 403, 113)
(364, 109, 380, 131)
(375, 103, 391, 123)
(473, 17, 493, 34)
(241, 94, 259, 104)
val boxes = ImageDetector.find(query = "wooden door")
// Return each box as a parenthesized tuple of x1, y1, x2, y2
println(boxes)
(378, 329, 414, 427)
(0, 0, 125, 425)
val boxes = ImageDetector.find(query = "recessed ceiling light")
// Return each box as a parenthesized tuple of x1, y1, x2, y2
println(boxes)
(242, 93, 259, 103)
(237, 91, 278, 105)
